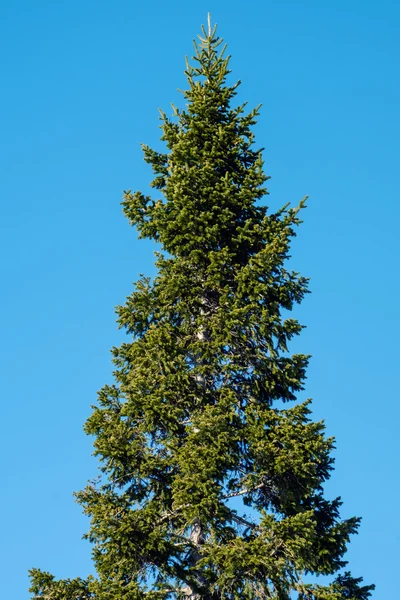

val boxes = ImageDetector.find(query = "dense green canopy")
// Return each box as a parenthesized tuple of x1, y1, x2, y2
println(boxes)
(30, 17, 374, 600)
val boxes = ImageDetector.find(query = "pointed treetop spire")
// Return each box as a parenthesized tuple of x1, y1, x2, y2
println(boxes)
(207, 11, 212, 36)
(197, 13, 219, 47)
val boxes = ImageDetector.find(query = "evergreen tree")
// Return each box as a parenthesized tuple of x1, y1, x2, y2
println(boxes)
(30, 16, 374, 600)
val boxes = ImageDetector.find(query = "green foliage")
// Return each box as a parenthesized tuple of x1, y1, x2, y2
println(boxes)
(30, 16, 374, 600)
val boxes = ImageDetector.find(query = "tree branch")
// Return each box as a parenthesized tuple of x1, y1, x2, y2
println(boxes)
(222, 481, 265, 499)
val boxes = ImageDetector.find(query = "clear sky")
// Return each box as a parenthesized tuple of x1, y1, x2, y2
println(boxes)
(1, 1, 398, 597)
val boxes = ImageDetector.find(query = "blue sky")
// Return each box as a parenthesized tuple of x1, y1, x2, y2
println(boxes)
(1, 1, 398, 597)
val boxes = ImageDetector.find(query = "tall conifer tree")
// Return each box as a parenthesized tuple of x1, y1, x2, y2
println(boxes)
(30, 16, 374, 600)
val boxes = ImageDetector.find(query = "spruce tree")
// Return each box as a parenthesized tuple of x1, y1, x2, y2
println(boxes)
(30, 16, 374, 600)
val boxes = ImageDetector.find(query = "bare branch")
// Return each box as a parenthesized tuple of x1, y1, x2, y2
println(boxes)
(222, 482, 265, 499)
